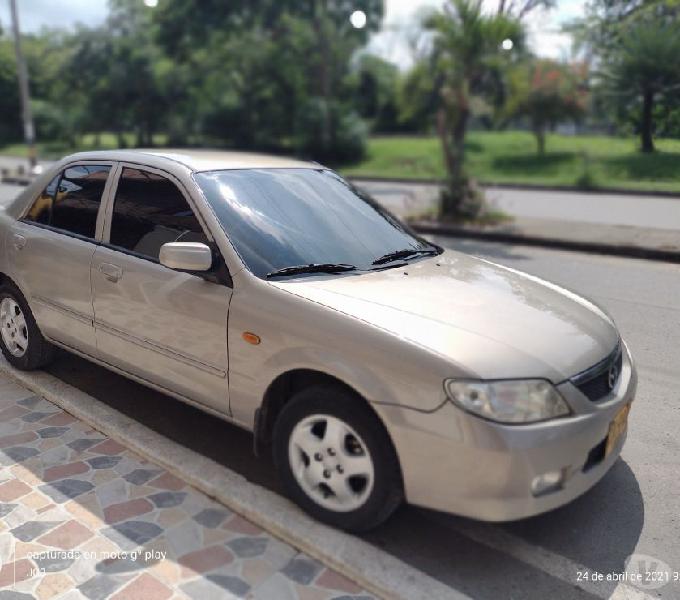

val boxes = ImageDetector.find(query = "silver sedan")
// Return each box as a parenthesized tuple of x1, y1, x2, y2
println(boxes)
(0, 150, 636, 531)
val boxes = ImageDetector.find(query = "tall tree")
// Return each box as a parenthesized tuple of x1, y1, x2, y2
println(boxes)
(0, 38, 22, 144)
(153, 0, 384, 158)
(568, 0, 680, 152)
(425, 0, 523, 218)
(349, 54, 401, 132)
(496, 0, 555, 19)
(601, 21, 680, 152)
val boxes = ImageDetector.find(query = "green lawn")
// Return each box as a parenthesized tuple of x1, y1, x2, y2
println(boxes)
(0, 132, 169, 160)
(342, 132, 680, 193)
(5, 130, 680, 193)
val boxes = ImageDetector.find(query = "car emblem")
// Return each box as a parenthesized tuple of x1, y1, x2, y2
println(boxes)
(607, 364, 619, 390)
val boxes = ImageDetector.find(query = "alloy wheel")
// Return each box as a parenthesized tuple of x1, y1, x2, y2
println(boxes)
(288, 414, 375, 512)
(0, 297, 29, 358)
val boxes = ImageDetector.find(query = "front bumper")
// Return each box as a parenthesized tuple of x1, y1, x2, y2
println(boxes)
(378, 342, 637, 521)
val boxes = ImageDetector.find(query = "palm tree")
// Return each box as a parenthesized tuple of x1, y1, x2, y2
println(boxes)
(426, 0, 523, 219)
(602, 21, 680, 153)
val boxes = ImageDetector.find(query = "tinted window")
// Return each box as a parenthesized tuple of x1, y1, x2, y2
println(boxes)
(25, 165, 110, 238)
(25, 174, 59, 225)
(195, 168, 432, 278)
(109, 168, 208, 261)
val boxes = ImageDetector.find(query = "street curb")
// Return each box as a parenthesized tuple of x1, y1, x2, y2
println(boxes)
(348, 175, 680, 199)
(0, 357, 467, 600)
(411, 220, 680, 264)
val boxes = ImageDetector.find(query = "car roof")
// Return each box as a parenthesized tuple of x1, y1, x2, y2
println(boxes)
(61, 149, 320, 173)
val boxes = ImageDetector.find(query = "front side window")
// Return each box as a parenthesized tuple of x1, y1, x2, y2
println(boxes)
(109, 167, 208, 261)
(24, 165, 110, 239)
(25, 174, 59, 225)
(195, 168, 434, 278)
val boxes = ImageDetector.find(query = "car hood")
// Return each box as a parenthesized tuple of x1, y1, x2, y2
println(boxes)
(269, 250, 619, 382)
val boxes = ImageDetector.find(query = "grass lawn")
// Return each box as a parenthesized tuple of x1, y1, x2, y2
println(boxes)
(0, 132, 169, 160)
(4, 130, 680, 194)
(341, 131, 680, 193)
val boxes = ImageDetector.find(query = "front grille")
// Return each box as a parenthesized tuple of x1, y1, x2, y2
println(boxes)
(572, 343, 623, 402)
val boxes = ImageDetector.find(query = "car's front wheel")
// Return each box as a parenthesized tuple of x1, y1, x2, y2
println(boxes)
(0, 282, 54, 370)
(273, 384, 403, 532)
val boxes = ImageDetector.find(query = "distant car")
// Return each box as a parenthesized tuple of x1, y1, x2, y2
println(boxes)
(0, 150, 636, 531)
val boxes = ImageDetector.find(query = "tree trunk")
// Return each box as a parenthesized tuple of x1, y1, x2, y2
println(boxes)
(436, 102, 471, 219)
(641, 88, 655, 153)
(535, 128, 546, 155)
(313, 0, 333, 152)
(451, 105, 469, 178)
(436, 109, 456, 182)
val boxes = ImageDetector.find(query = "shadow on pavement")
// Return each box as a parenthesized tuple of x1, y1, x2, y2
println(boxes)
(364, 459, 643, 600)
(47, 350, 644, 600)
(47, 351, 281, 492)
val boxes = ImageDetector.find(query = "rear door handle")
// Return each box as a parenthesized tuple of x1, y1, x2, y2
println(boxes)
(11, 233, 26, 251)
(99, 263, 123, 283)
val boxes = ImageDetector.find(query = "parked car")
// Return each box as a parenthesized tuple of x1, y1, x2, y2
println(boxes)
(0, 150, 637, 531)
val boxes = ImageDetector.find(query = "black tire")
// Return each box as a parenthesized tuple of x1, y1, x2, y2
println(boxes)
(0, 281, 54, 370)
(273, 384, 403, 532)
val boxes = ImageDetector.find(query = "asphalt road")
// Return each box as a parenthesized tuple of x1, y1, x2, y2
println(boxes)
(355, 179, 680, 231)
(35, 237, 680, 600)
(0, 183, 26, 207)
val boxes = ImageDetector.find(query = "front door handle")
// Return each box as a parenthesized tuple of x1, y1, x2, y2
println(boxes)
(99, 263, 123, 283)
(11, 233, 26, 251)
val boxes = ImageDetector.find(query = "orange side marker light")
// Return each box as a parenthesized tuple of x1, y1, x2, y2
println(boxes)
(242, 332, 261, 345)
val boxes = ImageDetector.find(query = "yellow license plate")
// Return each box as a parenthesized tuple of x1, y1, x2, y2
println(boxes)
(605, 403, 631, 457)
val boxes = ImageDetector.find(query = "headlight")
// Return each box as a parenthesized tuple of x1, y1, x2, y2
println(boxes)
(444, 379, 571, 424)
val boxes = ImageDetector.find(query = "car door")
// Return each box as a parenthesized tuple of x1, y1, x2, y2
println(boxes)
(91, 164, 232, 414)
(8, 163, 114, 354)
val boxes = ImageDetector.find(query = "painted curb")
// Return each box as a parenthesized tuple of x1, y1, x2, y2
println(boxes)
(0, 357, 467, 600)
(411, 221, 680, 264)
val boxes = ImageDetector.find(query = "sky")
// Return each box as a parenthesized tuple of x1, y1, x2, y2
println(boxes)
(0, 0, 586, 66)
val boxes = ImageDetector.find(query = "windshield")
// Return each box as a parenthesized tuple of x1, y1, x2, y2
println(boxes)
(195, 168, 435, 278)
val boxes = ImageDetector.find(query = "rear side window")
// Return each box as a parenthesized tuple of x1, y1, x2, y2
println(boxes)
(24, 165, 111, 239)
(109, 167, 208, 261)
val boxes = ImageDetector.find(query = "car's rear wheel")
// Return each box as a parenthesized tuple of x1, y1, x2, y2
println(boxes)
(0, 282, 54, 370)
(273, 384, 403, 532)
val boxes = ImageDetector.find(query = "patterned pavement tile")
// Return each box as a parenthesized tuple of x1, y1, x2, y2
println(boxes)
(103, 499, 154, 525)
(10, 521, 63, 542)
(191, 507, 231, 529)
(0, 374, 376, 600)
(0, 479, 32, 501)
(35, 571, 76, 598)
(43, 461, 90, 482)
(111, 573, 173, 600)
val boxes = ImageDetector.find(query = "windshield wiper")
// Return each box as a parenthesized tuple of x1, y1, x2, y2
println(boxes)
(266, 263, 358, 279)
(372, 248, 440, 266)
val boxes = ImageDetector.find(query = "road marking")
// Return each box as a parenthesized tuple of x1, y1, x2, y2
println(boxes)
(424, 512, 656, 600)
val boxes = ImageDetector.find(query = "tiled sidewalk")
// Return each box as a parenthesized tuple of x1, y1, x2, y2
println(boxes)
(0, 375, 375, 600)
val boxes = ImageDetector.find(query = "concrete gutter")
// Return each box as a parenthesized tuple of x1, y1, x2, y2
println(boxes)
(411, 219, 680, 264)
(0, 356, 466, 600)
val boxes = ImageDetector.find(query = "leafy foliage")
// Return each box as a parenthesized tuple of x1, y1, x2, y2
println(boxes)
(0, 0, 384, 162)
(506, 59, 588, 154)
(424, 0, 524, 218)
(571, 0, 680, 152)
(600, 19, 680, 152)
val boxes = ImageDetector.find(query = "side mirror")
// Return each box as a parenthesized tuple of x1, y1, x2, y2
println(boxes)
(159, 242, 213, 272)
